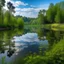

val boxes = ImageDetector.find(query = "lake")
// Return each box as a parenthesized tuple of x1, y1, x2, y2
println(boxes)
(0, 27, 64, 63)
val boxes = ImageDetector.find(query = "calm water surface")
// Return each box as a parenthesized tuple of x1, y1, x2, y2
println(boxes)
(0, 28, 64, 63)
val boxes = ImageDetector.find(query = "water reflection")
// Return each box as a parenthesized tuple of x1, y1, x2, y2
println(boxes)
(12, 33, 39, 43)
(0, 27, 64, 63)
(37, 28, 64, 47)
(0, 29, 24, 63)
(12, 33, 48, 57)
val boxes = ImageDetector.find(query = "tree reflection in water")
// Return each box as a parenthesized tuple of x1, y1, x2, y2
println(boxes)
(7, 41, 15, 57)
(0, 40, 15, 57)
(0, 27, 64, 62)
(0, 29, 23, 58)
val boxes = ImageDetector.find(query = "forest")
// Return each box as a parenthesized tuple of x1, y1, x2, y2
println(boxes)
(0, 0, 64, 29)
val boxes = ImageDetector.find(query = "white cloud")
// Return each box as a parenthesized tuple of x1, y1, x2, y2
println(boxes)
(14, 7, 47, 18)
(13, 33, 39, 42)
(11, 1, 28, 7)
(3, 0, 28, 10)
(3, 0, 49, 18)
(30, 5, 36, 8)
(5, 0, 11, 3)
(14, 3, 49, 18)
(14, 11, 37, 18)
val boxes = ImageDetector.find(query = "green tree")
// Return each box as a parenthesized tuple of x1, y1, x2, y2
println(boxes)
(17, 18, 24, 28)
(4, 11, 11, 27)
(38, 10, 45, 24)
(7, 2, 15, 13)
(11, 16, 17, 27)
(46, 3, 55, 23)
(0, 0, 5, 26)
(55, 10, 62, 23)
(7, 2, 15, 27)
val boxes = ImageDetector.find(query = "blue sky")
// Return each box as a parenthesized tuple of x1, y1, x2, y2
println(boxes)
(4, 0, 64, 18)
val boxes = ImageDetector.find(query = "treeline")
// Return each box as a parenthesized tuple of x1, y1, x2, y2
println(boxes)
(16, 16, 35, 25)
(0, 0, 24, 29)
(31, 1, 64, 24)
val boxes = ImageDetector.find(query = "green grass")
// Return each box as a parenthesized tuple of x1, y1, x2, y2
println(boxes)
(25, 24, 64, 31)
(44, 23, 64, 30)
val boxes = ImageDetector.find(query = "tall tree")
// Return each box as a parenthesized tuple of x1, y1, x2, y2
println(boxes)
(38, 10, 45, 24)
(17, 18, 24, 28)
(46, 3, 55, 23)
(0, 0, 5, 26)
(4, 11, 11, 26)
(7, 2, 15, 13)
(55, 9, 62, 23)
(7, 2, 15, 27)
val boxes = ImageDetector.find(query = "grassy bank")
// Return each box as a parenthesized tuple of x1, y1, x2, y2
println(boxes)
(44, 24, 64, 30)
(24, 24, 64, 30)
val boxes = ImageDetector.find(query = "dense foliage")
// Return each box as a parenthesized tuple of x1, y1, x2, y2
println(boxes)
(31, 1, 64, 24)
(0, 0, 24, 29)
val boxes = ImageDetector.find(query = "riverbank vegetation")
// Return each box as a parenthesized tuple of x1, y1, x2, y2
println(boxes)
(0, 0, 64, 29)
(13, 39, 64, 64)
(17, 39, 64, 64)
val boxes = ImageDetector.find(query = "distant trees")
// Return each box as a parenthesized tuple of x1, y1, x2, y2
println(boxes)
(17, 18, 24, 28)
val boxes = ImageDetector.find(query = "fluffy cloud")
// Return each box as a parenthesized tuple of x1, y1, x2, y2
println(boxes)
(30, 5, 37, 8)
(11, 1, 28, 7)
(14, 7, 47, 18)
(4, 0, 28, 10)
(15, 11, 38, 18)
(13, 33, 39, 42)
(4, 0, 49, 18)
(14, 3, 49, 18)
